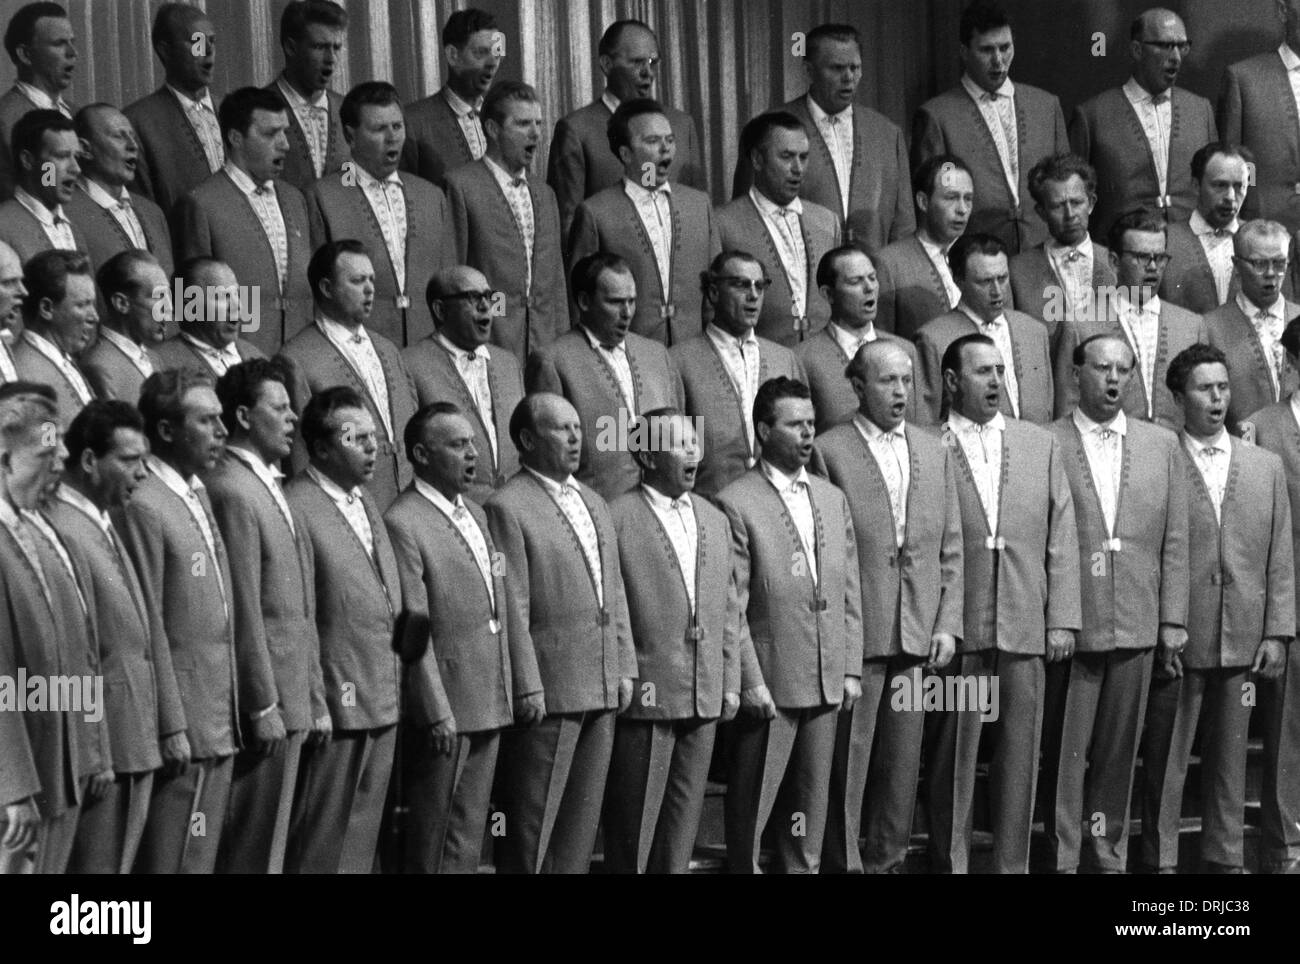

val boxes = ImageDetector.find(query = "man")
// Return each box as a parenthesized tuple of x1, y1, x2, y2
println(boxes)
(1237, 317, 1300, 874)
(605, 410, 741, 873)
(0, 241, 27, 381)
(308, 81, 454, 348)
(1205, 219, 1300, 434)
(927, 334, 1079, 873)
(526, 253, 683, 503)
(270, 1, 349, 193)
(208, 359, 325, 874)
(1010, 153, 1118, 341)
(816, 342, 963, 874)
(568, 98, 719, 347)
(1053, 209, 1207, 430)
(671, 251, 805, 500)
(796, 245, 923, 433)
(716, 112, 840, 346)
(1069, 8, 1217, 240)
(175, 86, 314, 357)
(0, 3, 75, 198)
(1158, 143, 1251, 313)
(13, 249, 97, 430)
(1040, 334, 1188, 874)
(402, 9, 502, 188)
(403, 266, 523, 506)
(874, 154, 972, 339)
(445, 80, 567, 362)
(119, 368, 237, 874)
(916, 233, 1053, 424)
(154, 258, 266, 378)
(284, 387, 401, 874)
(49, 401, 162, 874)
(0, 109, 86, 263)
(733, 23, 913, 257)
(717, 376, 861, 873)
(548, 19, 705, 241)
(911, 0, 1068, 254)
(384, 402, 514, 873)
(485, 393, 635, 873)
(82, 250, 169, 403)
(1219, 0, 1300, 233)
(66, 104, 174, 279)
(0, 384, 81, 874)
(1141, 343, 1294, 873)
(279, 240, 417, 512)
(125, 4, 224, 215)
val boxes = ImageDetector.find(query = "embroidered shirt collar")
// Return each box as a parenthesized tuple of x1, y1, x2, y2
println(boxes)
(1072, 407, 1128, 437)
(961, 73, 1014, 101)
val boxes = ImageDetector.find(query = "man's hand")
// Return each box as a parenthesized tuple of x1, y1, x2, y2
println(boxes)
(842, 676, 862, 712)
(1154, 645, 1183, 679)
(740, 684, 776, 719)
(308, 713, 333, 747)
(1252, 638, 1289, 680)
(250, 709, 287, 755)
(86, 768, 115, 802)
(0, 798, 39, 852)
(1157, 624, 1188, 655)
(159, 732, 191, 775)
(617, 677, 634, 713)
(428, 716, 457, 756)
(721, 691, 740, 722)
(513, 691, 546, 727)
(1046, 628, 1075, 663)
(927, 633, 958, 670)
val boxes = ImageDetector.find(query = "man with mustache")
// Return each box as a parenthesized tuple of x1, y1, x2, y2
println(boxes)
(0, 241, 27, 383)
(1070, 8, 1217, 241)
(568, 98, 719, 347)
(154, 257, 266, 379)
(0, 110, 86, 263)
(269, 1, 349, 193)
(444, 80, 567, 363)
(912, 0, 1068, 255)
(175, 87, 314, 357)
(1159, 143, 1252, 313)
(916, 233, 1054, 424)
(1142, 343, 1294, 873)
(548, 18, 705, 243)
(66, 105, 173, 280)
(716, 112, 840, 347)
(1053, 209, 1207, 430)
(0, 2, 75, 199)
(125, 3, 223, 215)
(82, 251, 169, 403)
(402, 8, 501, 189)
(308, 81, 454, 349)
(13, 249, 97, 431)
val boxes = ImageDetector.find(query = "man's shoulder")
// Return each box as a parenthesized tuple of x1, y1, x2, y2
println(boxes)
(1158, 299, 1204, 328)
(403, 89, 451, 125)
(1011, 81, 1063, 111)
(625, 330, 673, 365)
(1010, 244, 1050, 272)
(1226, 50, 1284, 81)
(669, 334, 713, 368)
(1006, 308, 1051, 342)
(852, 102, 904, 138)
(1073, 86, 1125, 117)
(875, 235, 923, 268)
(443, 157, 491, 192)
(1004, 416, 1057, 450)
(1200, 299, 1244, 329)
(1126, 416, 1180, 452)
(280, 323, 328, 357)
(915, 310, 969, 340)
(555, 99, 606, 134)
(123, 88, 172, 123)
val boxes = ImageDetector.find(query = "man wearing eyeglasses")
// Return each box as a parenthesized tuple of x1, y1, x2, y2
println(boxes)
(1069, 8, 1216, 242)
(1205, 219, 1300, 435)
(402, 265, 523, 506)
(1054, 209, 1207, 431)
(1158, 143, 1252, 314)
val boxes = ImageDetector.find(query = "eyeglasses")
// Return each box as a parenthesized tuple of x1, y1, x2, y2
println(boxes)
(1235, 257, 1290, 274)
(715, 277, 772, 292)
(1141, 40, 1191, 55)
(1121, 251, 1172, 267)
(441, 289, 495, 306)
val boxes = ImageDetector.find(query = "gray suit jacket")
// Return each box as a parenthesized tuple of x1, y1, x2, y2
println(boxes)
(265, 80, 348, 194)
(1008, 241, 1116, 348)
(1220, 51, 1300, 232)
(124, 87, 219, 216)
(12, 335, 91, 431)
(81, 335, 161, 404)
(794, 325, 923, 434)
(0, 198, 89, 266)
(152, 334, 265, 377)
(65, 181, 173, 279)
(1204, 298, 1300, 435)
(1157, 220, 1239, 314)
(1241, 400, 1300, 629)
(874, 235, 953, 339)
(400, 88, 480, 189)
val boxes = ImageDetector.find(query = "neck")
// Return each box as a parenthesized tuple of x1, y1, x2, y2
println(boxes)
(322, 308, 362, 332)
(764, 456, 803, 476)
(20, 187, 58, 212)
(421, 473, 461, 503)
(486, 147, 521, 176)
(228, 437, 274, 467)
(833, 314, 871, 332)
(439, 329, 479, 354)
(281, 71, 321, 101)
(1, 478, 41, 513)
(1185, 425, 1221, 444)
(865, 412, 902, 433)
(20, 74, 60, 100)
(169, 77, 207, 99)
(157, 449, 196, 481)
(1132, 74, 1168, 98)
(714, 316, 753, 340)
(1249, 292, 1280, 312)
(917, 226, 949, 249)
(446, 73, 478, 105)
(313, 459, 359, 493)
(954, 405, 993, 426)
(524, 460, 568, 484)
(28, 325, 65, 352)
(65, 475, 106, 513)
(185, 326, 227, 350)
(1079, 406, 1117, 426)
(105, 320, 142, 346)
(645, 477, 687, 501)
(808, 89, 840, 115)
(84, 170, 125, 194)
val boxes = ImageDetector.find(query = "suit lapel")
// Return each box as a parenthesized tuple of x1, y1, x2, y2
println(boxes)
(222, 171, 280, 289)
(639, 489, 697, 611)
(798, 95, 845, 220)
(851, 422, 899, 545)
(704, 335, 753, 459)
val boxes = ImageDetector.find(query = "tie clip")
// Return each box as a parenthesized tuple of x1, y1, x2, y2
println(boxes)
(684, 626, 704, 642)
(489, 618, 500, 635)
(396, 296, 411, 309)
(985, 535, 1005, 551)
(1106, 538, 1122, 552)
(659, 304, 676, 319)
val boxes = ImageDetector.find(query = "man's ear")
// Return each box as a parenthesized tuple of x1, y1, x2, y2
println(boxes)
(79, 446, 98, 478)
(409, 440, 427, 469)
(235, 403, 254, 435)
(155, 417, 177, 446)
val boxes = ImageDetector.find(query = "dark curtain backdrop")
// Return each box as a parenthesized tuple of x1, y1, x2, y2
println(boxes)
(0, 0, 1284, 204)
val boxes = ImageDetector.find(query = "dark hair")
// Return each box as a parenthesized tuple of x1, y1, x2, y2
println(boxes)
(404, 400, 462, 462)
(805, 23, 861, 60)
(151, 3, 206, 50)
(442, 8, 497, 49)
(598, 19, 653, 58)
(64, 399, 145, 467)
(22, 249, 92, 319)
(947, 232, 1007, 281)
(914, 152, 972, 199)
(1165, 343, 1228, 396)
(607, 97, 666, 159)
(176, 255, 227, 290)
(72, 102, 116, 142)
(1026, 152, 1097, 207)
(4, 2, 67, 66)
(138, 367, 215, 449)
(1106, 208, 1168, 258)
(280, 0, 347, 47)
(570, 251, 633, 301)
(308, 239, 368, 300)
(740, 111, 806, 164)
(753, 376, 811, 429)
(1072, 332, 1134, 368)
(482, 80, 538, 128)
(940, 332, 996, 381)
(816, 244, 871, 291)
(508, 393, 547, 453)
(0, 379, 56, 405)
(959, 0, 1010, 46)
(11, 108, 73, 170)
(218, 86, 288, 143)
(96, 250, 162, 307)
(1189, 141, 1254, 181)
(300, 385, 366, 461)
(216, 357, 292, 437)
(340, 81, 400, 131)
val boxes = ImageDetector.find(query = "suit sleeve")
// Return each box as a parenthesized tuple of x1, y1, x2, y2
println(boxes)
(904, 341, 931, 426)
(1264, 458, 1297, 642)
(722, 553, 744, 696)
(718, 495, 763, 690)
(914, 327, 946, 424)
(1218, 66, 1244, 149)
(446, 177, 471, 264)
(1158, 437, 1190, 628)
(840, 491, 863, 674)
(909, 106, 947, 179)
(604, 515, 637, 680)
(294, 517, 327, 722)
(485, 500, 543, 698)
(1051, 99, 1069, 154)
(888, 126, 916, 243)
(0, 575, 41, 807)
(566, 201, 600, 284)
(279, 349, 315, 480)
(731, 147, 754, 200)
(524, 346, 563, 396)
(1045, 435, 1083, 632)
(706, 204, 721, 261)
(1067, 105, 1091, 163)
(935, 450, 965, 640)
(384, 517, 451, 725)
(172, 193, 213, 269)
(875, 254, 900, 335)
(1052, 320, 1082, 419)
(546, 116, 588, 245)
(306, 187, 330, 253)
(677, 114, 707, 192)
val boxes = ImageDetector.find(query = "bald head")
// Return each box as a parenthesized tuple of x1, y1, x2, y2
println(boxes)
(1130, 7, 1188, 95)
(428, 264, 494, 351)
(848, 339, 913, 431)
(510, 392, 582, 481)
(0, 240, 26, 338)
(74, 102, 140, 188)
